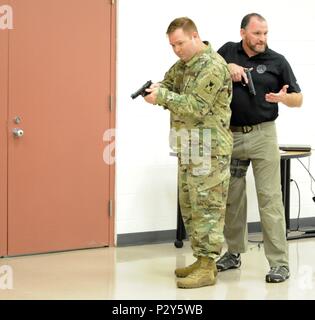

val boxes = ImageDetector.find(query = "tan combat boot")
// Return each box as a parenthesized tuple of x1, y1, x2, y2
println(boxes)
(176, 257, 217, 289)
(175, 258, 201, 278)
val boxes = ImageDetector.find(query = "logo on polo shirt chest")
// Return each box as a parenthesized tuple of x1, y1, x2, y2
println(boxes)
(256, 64, 267, 74)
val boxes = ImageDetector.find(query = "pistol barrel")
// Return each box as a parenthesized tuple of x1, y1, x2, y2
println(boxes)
(131, 80, 153, 99)
(245, 69, 256, 96)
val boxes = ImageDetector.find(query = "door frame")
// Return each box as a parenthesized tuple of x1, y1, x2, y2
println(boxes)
(0, 2, 116, 256)
(0, 26, 8, 257)
(108, 2, 116, 247)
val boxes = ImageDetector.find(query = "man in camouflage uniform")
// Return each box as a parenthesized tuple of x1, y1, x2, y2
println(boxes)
(144, 17, 233, 288)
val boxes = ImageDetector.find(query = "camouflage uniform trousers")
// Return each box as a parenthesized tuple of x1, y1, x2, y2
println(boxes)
(178, 155, 231, 260)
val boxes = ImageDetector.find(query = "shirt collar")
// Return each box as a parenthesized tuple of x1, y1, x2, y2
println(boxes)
(185, 41, 212, 67)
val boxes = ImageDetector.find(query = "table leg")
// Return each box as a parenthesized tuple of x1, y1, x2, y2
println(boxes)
(174, 172, 186, 248)
(280, 158, 291, 232)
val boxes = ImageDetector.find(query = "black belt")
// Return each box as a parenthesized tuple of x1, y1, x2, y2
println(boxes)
(230, 125, 254, 133)
(230, 122, 275, 134)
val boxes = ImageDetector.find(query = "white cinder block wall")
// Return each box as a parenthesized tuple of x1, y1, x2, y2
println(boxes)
(115, 0, 315, 238)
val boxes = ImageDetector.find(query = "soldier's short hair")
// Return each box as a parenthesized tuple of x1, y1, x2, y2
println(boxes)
(166, 17, 198, 35)
(241, 13, 266, 29)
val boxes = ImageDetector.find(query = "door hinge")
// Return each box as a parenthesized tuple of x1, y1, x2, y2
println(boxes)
(109, 95, 114, 112)
(111, 0, 115, 5)
(108, 199, 113, 217)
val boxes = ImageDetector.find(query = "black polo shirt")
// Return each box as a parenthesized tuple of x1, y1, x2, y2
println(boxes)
(218, 41, 301, 126)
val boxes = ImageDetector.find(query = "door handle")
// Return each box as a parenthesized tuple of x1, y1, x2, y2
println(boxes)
(12, 128, 24, 138)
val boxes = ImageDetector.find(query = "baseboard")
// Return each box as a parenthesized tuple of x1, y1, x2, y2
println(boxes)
(117, 217, 315, 247)
(117, 230, 176, 247)
(248, 216, 315, 233)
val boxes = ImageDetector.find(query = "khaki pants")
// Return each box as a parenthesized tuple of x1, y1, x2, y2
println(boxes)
(224, 121, 289, 267)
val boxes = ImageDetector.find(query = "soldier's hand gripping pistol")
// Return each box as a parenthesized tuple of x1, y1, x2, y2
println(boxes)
(242, 68, 256, 96)
(131, 80, 153, 99)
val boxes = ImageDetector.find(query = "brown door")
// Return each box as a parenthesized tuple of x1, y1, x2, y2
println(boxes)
(2, 0, 115, 256)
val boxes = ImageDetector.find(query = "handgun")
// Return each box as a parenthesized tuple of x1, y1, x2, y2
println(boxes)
(244, 68, 256, 96)
(131, 80, 153, 99)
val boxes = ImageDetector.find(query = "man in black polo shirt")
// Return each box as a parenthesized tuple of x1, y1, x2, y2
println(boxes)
(216, 13, 303, 283)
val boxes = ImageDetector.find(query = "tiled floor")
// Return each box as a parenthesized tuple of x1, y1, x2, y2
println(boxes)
(0, 238, 315, 300)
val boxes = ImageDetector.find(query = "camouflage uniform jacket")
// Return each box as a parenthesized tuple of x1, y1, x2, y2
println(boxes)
(156, 43, 233, 157)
